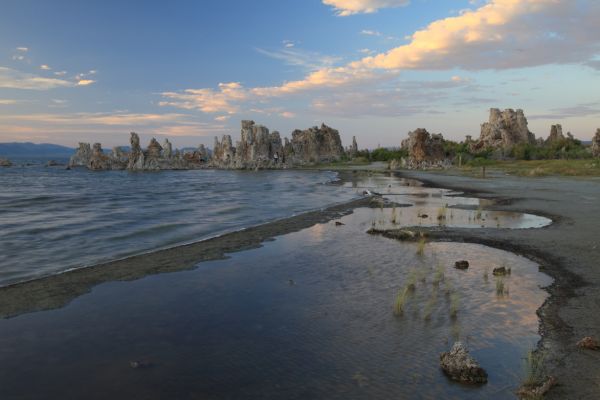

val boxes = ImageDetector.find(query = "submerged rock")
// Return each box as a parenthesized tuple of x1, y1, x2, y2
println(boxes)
(455, 260, 469, 270)
(492, 266, 511, 276)
(440, 342, 488, 384)
(0, 158, 13, 167)
(472, 108, 536, 151)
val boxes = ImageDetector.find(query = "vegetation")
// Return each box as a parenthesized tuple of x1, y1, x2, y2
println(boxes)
(361, 147, 408, 162)
(522, 350, 546, 389)
(416, 237, 426, 256)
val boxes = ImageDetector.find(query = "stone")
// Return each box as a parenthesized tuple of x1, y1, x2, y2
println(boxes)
(127, 132, 145, 170)
(546, 124, 565, 143)
(455, 260, 469, 270)
(472, 108, 536, 151)
(0, 158, 12, 167)
(69, 142, 93, 167)
(146, 138, 163, 159)
(492, 266, 511, 276)
(88, 143, 113, 171)
(162, 139, 173, 159)
(592, 129, 600, 158)
(440, 342, 488, 384)
(288, 123, 344, 164)
(577, 336, 600, 350)
(389, 159, 400, 170)
(401, 128, 449, 169)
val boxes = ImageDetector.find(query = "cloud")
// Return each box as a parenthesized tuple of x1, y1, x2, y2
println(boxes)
(162, 0, 600, 117)
(54, 70, 67, 76)
(16, 47, 28, 52)
(40, 64, 51, 70)
(360, 29, 382, 36)
(323, 0, 410, 16)
(255, 47, 342, 71)
(0, 67, 74, 90)
(529, 103, 600, 120)
(0, 99, 19, 105)
(76, 79, 95, 86)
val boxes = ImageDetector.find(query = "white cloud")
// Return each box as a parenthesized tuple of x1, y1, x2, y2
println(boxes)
(40, 64, 51, 70)
(0, 67, 74, 90)
(323, 0, 410, 16)
(54, 70, 67, 76)
(76, 79, 95, 86)
(16, 47, 28, 52)
(162, 0, 600, 117)
(0, 99, 19, 105)
(360, 29, 382, 36)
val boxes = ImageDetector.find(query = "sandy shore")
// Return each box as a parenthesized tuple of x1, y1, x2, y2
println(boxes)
(395, 169, 600, 399)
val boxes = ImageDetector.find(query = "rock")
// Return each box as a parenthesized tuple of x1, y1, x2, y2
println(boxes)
(88, 143, 113, 171)
(440, 342, 488, 384)
(288, 123, 344, 164)
(546, 124, 565, 143)
(335, 221, 345, 226)
(146, 138, 163, 159)
(162, 139, 173, 159)
(127, 132, 144, 170)
(472, 108, 536, 151)
(389, 159, 400, 170)
(492, 266, 511, 276)
(455, 260, 469, 270)
(592, 129, 600, 158)
(347, 136, 358, 158)
(401, 128, 449, 169)
(0, 158, 12, 167)
(69, 142, 92, 167)
(46, 160, 62, 167)
(577, 336, 600, 350)
(517, 376, 557, 399)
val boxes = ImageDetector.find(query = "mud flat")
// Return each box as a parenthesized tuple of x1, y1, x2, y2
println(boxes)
(0, 171, 560, 399)
(397, 169, 600, 400)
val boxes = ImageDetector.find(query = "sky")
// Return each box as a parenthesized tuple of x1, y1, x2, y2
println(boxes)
(0, 0, 599, 149)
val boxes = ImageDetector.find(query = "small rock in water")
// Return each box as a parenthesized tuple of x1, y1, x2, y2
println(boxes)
(455, 260, 469, 270)
(419, 214, 429, 219)
(492, 266, 510, 276)
(288, 279, 295, 286)
(129, 360, 152, 369)
(0, 158, 12, 167)
(335, 221, 345, 226)
(440, 342, 487, 384)
(577, 336, 600, 350)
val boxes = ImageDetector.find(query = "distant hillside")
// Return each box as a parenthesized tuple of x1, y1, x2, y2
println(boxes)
(0, 142, 74, 157)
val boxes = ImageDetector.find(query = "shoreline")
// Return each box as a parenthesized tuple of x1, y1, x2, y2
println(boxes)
(1, 166, 591, 397)
(393, 169, 598, 399)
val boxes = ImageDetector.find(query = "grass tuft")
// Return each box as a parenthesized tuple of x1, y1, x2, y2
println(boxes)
(416, 237, 426, 256)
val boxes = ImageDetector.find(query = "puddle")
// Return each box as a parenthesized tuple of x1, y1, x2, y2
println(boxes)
(345, 173, 551, 229)
(0, 172, 553, 399)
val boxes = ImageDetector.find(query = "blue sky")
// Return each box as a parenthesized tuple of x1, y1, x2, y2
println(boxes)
(0, 0, 599, 148)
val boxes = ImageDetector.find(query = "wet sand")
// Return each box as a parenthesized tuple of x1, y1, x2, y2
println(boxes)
(396, 169, 600, 399)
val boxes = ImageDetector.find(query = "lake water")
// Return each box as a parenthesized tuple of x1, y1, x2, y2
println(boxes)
(0, 162, 354, 286)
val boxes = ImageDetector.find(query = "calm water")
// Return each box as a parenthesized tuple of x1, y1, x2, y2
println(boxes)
(0, 162, 354, 286)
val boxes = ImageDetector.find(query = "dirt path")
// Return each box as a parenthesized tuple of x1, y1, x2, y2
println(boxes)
(397, 170, 600, 399)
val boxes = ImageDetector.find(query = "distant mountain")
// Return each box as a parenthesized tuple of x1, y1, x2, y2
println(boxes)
(0, 142, 74, 157)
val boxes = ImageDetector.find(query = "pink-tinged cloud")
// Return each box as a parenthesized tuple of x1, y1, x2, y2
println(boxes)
(161, 0, 600, 115)
(323, 0, 410, 16)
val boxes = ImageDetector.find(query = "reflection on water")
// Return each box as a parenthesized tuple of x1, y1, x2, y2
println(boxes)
(0, 193, 551, 399)
(0, 170, 553, 399)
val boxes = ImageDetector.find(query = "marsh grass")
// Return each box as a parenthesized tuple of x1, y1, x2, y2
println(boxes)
(432, 264, 445, 286)
(416, 237, 426, 256)
(393, 285, 413, 316)
(449, 292, 460, 319)
(391, 206, 397, 224)
(496, 277, 510, 297)
(475, 205, 483, 220)
(423, 292, 437, 321)
(522, 350, 546, 389)
(437, 205, 447, 221)
(483, 268, 489, 283)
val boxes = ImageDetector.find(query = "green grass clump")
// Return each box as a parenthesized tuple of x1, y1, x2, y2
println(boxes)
(432, 264, 445, 286)
(522, 350, 546, 388)
(449, 292, 460, 319)
(423, 292, 437, 321)
(496, 277, 509, 297)
(393, 286, 412, 316)
(416, 237, 426, 256)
